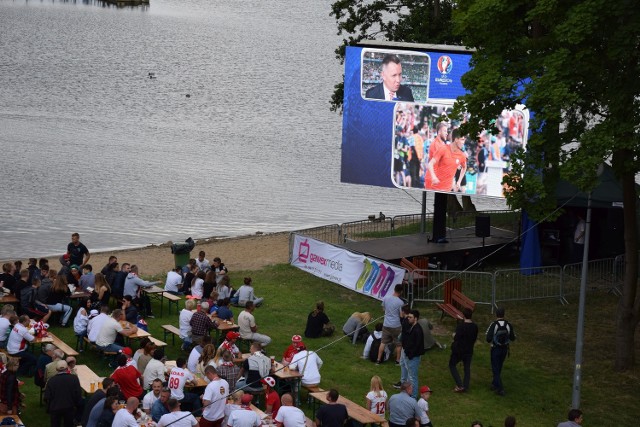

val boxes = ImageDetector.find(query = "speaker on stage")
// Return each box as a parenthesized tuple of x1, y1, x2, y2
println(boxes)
(475, 215, 490, 238)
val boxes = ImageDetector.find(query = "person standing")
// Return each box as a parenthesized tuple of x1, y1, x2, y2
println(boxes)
(67, 233, 90, 269)
(388, 383, 421, 427)
(315, 389, 348, 427)
(485, 307, 516, 396)
(377, 284, 404, 365)
(448, 308, 478, 393)
(44, 360, 84, 427)
(573, 213, 586, 263)
(399, 310, 424, 399)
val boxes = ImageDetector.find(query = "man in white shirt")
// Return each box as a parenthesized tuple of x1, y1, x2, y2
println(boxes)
(143, 379, 163, 414)
(112, 397, 140, 427)
(290, 345, 322, 386)
(87, 306, 109, 343)
(143, 348, 168, 390)
(165, 266, 184, 295)
(7, 314, 36, 375)
(235, 277, 263, 307)
(95, 309, 138, 353)
(157, 398, 198, 427)
(168, 357, 201, 412)
(179, 300, 195, 351)
(237, 301, 271, 347)
(201, 365, 229, 427)
(275, 393, 306, 427)
(0, 305, 16, 348)
(187, 335, 212, 373)
(227, 394, 261, 427)
(196, 251, 210, 272)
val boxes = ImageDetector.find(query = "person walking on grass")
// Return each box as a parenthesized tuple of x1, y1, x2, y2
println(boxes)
(448, 308, 478, 393)
(485, 307, 516, 396)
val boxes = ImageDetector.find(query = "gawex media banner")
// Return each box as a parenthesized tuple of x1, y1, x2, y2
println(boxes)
(291, 234, 406, 301)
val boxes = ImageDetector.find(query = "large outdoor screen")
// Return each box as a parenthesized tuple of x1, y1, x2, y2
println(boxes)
(341, 44, 529, 198)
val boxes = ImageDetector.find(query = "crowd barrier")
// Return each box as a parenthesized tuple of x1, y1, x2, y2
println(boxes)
(409, 257, 629, 310)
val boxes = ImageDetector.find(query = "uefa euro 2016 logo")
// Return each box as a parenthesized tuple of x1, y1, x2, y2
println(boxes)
(437, 56, 453, 75)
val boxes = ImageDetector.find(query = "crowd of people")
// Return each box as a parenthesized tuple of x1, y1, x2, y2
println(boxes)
(391, 104, 527, 195)
(0, 233, 581, 427)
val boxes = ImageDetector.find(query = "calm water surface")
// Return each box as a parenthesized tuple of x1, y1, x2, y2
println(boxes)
(0, 0, 506, 259)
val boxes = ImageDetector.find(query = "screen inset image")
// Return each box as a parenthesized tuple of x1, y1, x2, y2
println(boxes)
(362, 49, 430, 104)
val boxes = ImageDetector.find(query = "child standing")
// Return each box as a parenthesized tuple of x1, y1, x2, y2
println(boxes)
(418, 385, 433, 427)
(366, 375, 388, 418)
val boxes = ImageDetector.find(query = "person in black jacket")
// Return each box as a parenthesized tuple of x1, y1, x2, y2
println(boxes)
(111, 263, 130, 301)
(449, 308, 479, 393)
(399, 309, 424, 399)
(44, 360, 84, 427)
(486, 307, 516, 396)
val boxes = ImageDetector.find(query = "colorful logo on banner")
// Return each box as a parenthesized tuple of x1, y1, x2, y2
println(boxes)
(291, 234, 405, 301)
(435, 55, 453, 85)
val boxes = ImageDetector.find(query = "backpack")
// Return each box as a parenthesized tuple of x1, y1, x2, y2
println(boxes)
(369, 337, 382, 363)
(492, 321, 511, 347)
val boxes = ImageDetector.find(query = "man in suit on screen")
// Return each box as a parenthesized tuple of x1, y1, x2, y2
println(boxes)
(365, 54, 415, 102)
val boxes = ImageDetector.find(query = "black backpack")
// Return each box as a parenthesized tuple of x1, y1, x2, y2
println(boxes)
(369, 337, 382, 363)
(492, 321, 511, 347)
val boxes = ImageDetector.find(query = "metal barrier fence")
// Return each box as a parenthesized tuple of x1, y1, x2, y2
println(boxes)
(411, 257, 629, 309)
(292, 224, 342, 245)
(293, 209, 521, 244)
(411, 269, 494, 307)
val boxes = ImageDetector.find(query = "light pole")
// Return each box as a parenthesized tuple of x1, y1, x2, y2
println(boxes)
(571, 192, 592, 408)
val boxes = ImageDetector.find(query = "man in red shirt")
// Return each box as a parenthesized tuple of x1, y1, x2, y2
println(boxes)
(261, 376, 281, 419)
(110, 353, 143, 399)
(425, 128, 467, 192)
(427, 122, 449, 162)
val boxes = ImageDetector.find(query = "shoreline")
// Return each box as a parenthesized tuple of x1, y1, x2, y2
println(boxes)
(7, 231, 293, 277)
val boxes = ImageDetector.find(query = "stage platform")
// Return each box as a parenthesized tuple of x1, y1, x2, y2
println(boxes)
(341, 226, 518, 268)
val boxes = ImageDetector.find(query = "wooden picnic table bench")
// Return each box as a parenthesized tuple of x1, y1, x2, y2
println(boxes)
(76, 364, 105, 394)
(47, 332, 79, 357)
(436, 286, 476, 320)
(400, 257, 428, 287)
(161, 324, 181, 346)
(311, 391, 385, 427)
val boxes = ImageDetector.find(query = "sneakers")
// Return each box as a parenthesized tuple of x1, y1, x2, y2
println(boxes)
(392, 382, 402, 389)
(395, 360, 400, 365)
(375, 360, 381, 365)
(146, 314, 155, 319)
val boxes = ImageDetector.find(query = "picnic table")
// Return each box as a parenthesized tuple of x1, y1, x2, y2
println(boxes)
(47, 331, 79, 357)
(0, 293, 19, 305)
(310, 391, 385, 427)
(250, 403, 314, 427)
(140, 283, 167, 316)
(76, 364, 105, 394)
(119, 321, 151, 344)
(271, 361, 302, 406)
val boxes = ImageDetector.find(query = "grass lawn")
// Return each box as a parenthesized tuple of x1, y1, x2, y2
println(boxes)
(17, 263, 640, 426)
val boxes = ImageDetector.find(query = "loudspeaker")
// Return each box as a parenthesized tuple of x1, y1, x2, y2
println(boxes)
(475, 215, 490, 238)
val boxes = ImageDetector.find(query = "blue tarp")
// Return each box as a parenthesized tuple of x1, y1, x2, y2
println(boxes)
(520, 210, 542, 274)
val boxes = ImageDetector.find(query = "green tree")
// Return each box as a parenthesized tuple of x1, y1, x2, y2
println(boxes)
(330, 0, 459, 112)
(453, 0, 640, 370)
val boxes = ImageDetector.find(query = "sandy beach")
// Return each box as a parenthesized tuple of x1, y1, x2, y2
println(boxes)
(20, 232, 292, 277)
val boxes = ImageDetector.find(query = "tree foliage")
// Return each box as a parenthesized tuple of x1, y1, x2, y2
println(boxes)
(329, 0, 460, 111)
(453, 0, 640, 370)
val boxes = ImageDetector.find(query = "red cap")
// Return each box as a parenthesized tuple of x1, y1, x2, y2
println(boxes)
(241, 394, 253, 404)
(419, 386, 432, 394)
(261, 377, 276, 387)
(226, 331, 240, 340)
(121, 347, 133, 357)
(291, 335, 302, 343)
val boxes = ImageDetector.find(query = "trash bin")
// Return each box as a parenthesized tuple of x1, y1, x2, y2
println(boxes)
(171, 237, 195, 268)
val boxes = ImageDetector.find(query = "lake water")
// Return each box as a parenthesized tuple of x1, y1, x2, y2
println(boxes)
(0, 0, 506, 260)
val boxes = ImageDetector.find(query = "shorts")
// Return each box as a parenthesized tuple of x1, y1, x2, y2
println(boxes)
(199, 417, 223, 427)
(381, 326, 402, 346)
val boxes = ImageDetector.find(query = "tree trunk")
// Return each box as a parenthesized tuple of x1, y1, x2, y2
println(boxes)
(614, 166, 640, 371)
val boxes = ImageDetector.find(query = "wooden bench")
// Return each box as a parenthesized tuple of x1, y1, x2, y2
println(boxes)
(310, 391, 385, 427)
(436, 287, 476, 321)
(400, 257, 429, 287)
(161, 324, 181, 346)
(148, 336, 167, 348)
(48, 332, 79, 357)
(84, 337, 118, 358)
(162, 292, 182, 315)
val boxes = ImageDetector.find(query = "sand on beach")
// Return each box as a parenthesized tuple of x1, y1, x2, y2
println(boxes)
(30, 232, 292, 277)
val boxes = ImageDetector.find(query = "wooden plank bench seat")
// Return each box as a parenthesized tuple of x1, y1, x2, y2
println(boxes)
(148, 336, 167, 348)
(161, 324, 181, 346)
(400, 257, 428, 287)
(436, 288, 476, 320)
(162, 292, 182, 315)
(48, 332, 79, 357)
